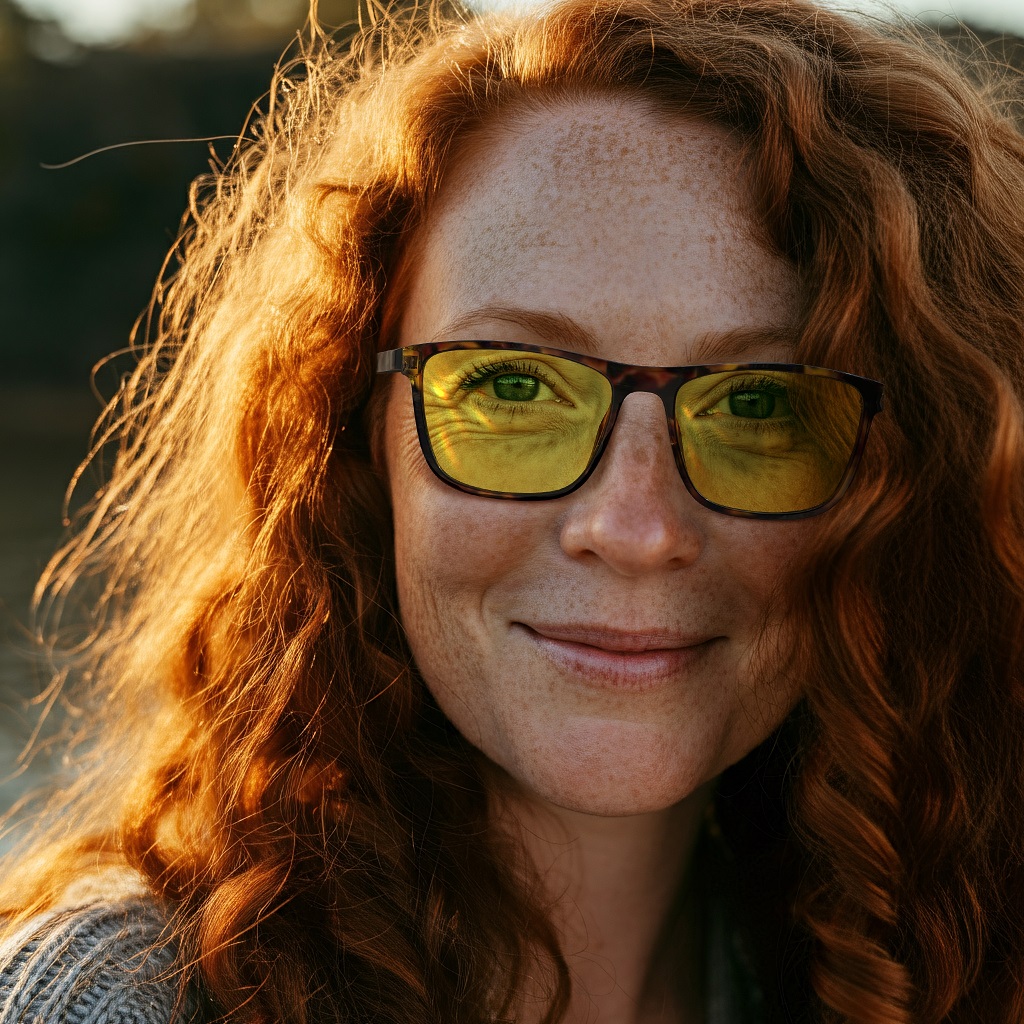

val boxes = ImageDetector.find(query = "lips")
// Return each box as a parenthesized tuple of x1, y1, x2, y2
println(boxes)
(516, 622, 720, 692)
(521, 622, 714, 652)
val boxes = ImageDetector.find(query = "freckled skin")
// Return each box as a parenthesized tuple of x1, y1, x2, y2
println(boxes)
(383, 95, 815, 819)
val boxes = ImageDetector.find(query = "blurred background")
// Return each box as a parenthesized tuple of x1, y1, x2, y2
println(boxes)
(0, 0, 368, 838)
(0, 0, 1022, 836)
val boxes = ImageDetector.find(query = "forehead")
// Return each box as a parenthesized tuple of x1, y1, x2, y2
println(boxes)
(398, 93, 802, 363)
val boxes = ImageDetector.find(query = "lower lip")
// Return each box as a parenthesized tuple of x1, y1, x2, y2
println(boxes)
(516, 625, 720, 693)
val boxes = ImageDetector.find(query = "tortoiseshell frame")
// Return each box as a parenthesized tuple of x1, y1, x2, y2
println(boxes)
(376, 340, 885, 520)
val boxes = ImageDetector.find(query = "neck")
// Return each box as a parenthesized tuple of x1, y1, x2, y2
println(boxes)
(488, 778, 715, 1024)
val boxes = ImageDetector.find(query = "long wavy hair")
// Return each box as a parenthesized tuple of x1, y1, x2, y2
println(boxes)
(3, 0, 1024, 1021)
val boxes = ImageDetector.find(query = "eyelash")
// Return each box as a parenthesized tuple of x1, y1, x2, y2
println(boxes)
(717, 374, 787, 397)
(457, 359, 562, 399)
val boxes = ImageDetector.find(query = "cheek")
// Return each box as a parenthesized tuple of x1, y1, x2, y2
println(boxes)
(728, 519, 815, 725)
(384, 383, 443, 626)
(382, 382, 516, 731)
(727, 516, 816, 613)
(385, 402, 475, 725)
(385, 381, 488, 591)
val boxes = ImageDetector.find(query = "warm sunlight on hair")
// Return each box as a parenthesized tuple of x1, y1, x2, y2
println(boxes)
(1, 2, 1024, 1023)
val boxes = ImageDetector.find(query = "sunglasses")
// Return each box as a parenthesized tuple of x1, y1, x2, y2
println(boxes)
(376, 340, 884, 520)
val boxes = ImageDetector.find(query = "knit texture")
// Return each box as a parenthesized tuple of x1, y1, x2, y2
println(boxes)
(0, 856, 763, 1023)
(0, 897, 190, 1024)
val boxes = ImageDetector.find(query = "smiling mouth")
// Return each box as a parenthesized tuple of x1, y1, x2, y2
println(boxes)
(514, 624, 721, 692)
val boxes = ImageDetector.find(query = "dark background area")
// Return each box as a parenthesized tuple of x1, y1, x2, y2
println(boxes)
(0, 0, 361, 833)
(0, 0, 1022, 828)
(1, 0, 363, 383)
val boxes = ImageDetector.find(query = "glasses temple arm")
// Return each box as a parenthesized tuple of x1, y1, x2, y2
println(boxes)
(376, 349, 405, 374)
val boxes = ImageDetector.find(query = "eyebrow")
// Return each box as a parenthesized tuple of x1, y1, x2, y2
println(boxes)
(433, 305, 798, 363)
(437, 307, 600, 354)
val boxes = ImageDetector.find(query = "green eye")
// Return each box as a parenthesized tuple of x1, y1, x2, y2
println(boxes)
(730, 390, 772, 417)
(492, 374, 541, 402)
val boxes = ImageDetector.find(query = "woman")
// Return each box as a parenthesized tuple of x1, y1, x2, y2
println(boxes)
(2, 0, 1023, 1021)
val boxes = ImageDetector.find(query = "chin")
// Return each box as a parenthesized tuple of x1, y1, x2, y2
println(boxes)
(541, 773, 710, 817)
(545, 790, 697, 818)
(505, 744, 716, 818)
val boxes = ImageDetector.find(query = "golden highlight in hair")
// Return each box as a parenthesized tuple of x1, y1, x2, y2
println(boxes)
(3, 1, 1024, 1021)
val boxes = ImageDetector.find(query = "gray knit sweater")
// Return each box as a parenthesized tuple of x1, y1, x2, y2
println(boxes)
(0, 897, 186, 1023)
(0, 875, 763, 1023)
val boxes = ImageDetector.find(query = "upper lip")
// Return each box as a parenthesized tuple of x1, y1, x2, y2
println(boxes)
(522, 623, 716, 653)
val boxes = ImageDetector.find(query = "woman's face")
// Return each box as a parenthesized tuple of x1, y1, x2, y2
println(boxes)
(383, 94, 814, 816)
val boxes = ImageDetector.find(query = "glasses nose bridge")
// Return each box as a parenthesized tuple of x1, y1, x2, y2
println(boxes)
(607, 366, 687, 435)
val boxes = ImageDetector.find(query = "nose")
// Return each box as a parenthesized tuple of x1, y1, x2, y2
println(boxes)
(558, 392, 705, 574)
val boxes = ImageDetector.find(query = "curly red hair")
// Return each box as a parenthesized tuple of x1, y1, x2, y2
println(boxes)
(4, 1, 1024, 1022)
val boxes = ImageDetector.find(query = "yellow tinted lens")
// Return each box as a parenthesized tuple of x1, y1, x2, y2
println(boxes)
(422, 349, 613, 493)
(676, 370, 862, 513)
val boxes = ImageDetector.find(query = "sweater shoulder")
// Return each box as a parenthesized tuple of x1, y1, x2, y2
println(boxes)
(0, 895, 194, 1024)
